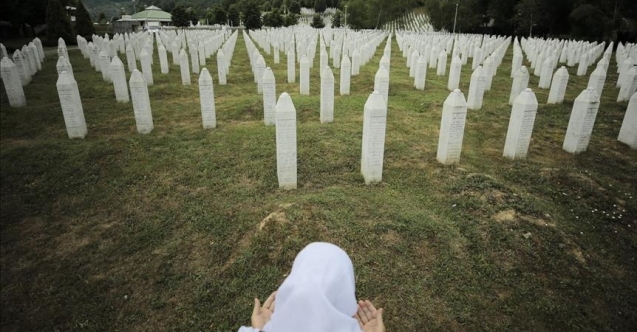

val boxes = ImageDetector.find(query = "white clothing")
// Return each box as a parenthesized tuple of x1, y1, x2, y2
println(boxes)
(238, 242, 362, 332)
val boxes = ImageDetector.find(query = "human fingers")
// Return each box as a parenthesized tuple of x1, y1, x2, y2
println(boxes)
(362, 300, 378, 321)
(365, 300, 378, 314)
(263, 291, 276, 310)
(357, 300, 369, 324)
(252, 298, 261, 316)
(376, 308, 385, 332)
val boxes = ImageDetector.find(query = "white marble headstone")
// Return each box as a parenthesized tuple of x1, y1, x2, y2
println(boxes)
(56, 71, 87, 138)
(320, 66, 334, 124)
(199, 68, 217, 129)
(467, 66, 486, 111)
(340, 55, 351, 95)
(437, 89, 467, 164)
(110, 56, 130, 103)
(129, 69, 153, 134)
(618, 92, 637, 149)
(563, 87, 600, 154)
(275, 92, 298, 190)
(262, 67, 277, 126)
(503, 88, 538, 159)
(361, 91, 388, 184)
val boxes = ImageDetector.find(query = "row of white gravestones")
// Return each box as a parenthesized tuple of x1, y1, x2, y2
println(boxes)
(1, 57, 27, 107)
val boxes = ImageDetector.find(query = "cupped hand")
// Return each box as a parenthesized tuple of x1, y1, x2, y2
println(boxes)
(251, 291, 276, 329)
(355, 300, 385, 332)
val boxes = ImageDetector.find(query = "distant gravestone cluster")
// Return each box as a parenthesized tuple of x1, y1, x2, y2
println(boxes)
(1, 24, 636, 188)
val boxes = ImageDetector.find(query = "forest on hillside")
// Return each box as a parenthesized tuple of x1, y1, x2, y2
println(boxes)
(1, 0, 636, 42)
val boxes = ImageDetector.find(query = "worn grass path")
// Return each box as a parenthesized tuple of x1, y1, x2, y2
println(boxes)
(1, 31, 636, 332)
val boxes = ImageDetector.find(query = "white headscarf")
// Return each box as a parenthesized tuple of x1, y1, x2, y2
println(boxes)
(263, 242, 362, 332)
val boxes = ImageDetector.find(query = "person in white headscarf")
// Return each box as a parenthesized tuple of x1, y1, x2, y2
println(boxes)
(237, 242, 385, 332)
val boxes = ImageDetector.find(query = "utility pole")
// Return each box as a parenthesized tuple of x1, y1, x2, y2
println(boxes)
(452, 3, 458, 34)
(132, 0, 136, 14)
(344, 5, 348, 28)
(529, 12, 533, 38)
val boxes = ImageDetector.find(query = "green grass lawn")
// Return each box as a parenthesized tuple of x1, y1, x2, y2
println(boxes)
(1, 31, 636, 332)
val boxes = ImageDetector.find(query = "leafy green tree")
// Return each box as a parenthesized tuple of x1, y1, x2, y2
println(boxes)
(283, 13, 299, 26)
(570, 4, 609, 41)
(97, 11, 106, 24)
(243, 3, 262, 30)
(310, 13, 325, 28)
(186, 7, 200, 25)
(272, 0, 283, 9)
(171, 5, 190, 27)
(228, 4, 240, 26)
(314, 0, 327, 13)
(215, 6, 227, 24)
(261, 1, 272, 11)
(46, 0, 74, 44)
(263, 9, 284, 27)
(289, 0, 301, 14)
(74, 0, 94, 38)
(331, 9, 342, 27)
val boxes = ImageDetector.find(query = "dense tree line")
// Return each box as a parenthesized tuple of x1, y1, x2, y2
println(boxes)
(424, 0, 637, 42)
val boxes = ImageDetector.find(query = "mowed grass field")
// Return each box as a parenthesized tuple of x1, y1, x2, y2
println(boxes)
(1, 31, 636, 332)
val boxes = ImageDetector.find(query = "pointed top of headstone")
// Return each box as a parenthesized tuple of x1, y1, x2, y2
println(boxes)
(1, 57, 15, 67)
(276, 92, 296, 114)
(365, 91, 387, 111)
(444, 89, 467, 107)
(130, 69, 145, 84)
(515, 88, 538, 105)
(263, 67, 275, 82)
(12, 49, 22, 57)
(341, 55, 350, 65)
(580, 87, 600, 102)
(56, 71, 74, 85)
(452, 55, 461, 64)
(199, 67, 212, 83)
(140, 48, 149, 57)
(179, 48, 187, 57)
(518, 65, 529, 75)
(111, 56, 124, 67)
(322, 66, 334, 80)
(376, 66, 389, 79)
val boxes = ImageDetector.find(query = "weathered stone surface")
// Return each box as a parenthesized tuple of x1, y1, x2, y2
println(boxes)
(56, 71, 87, 138)
(503, 88, 538, 159)
(129, 69, 154, 134)
(262, 67, 277, 126)
(563, 87, 600, 154)
(437, 89, 467, 165)
(320, 66, 334, 124)
(110, 56, 129, 103)
(275, 92, 297, 190)
(1, 57, 27, 107)
(361, 91, 388, 184)
(199, 68, 217, 129)
(618, 92, 637, 149)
